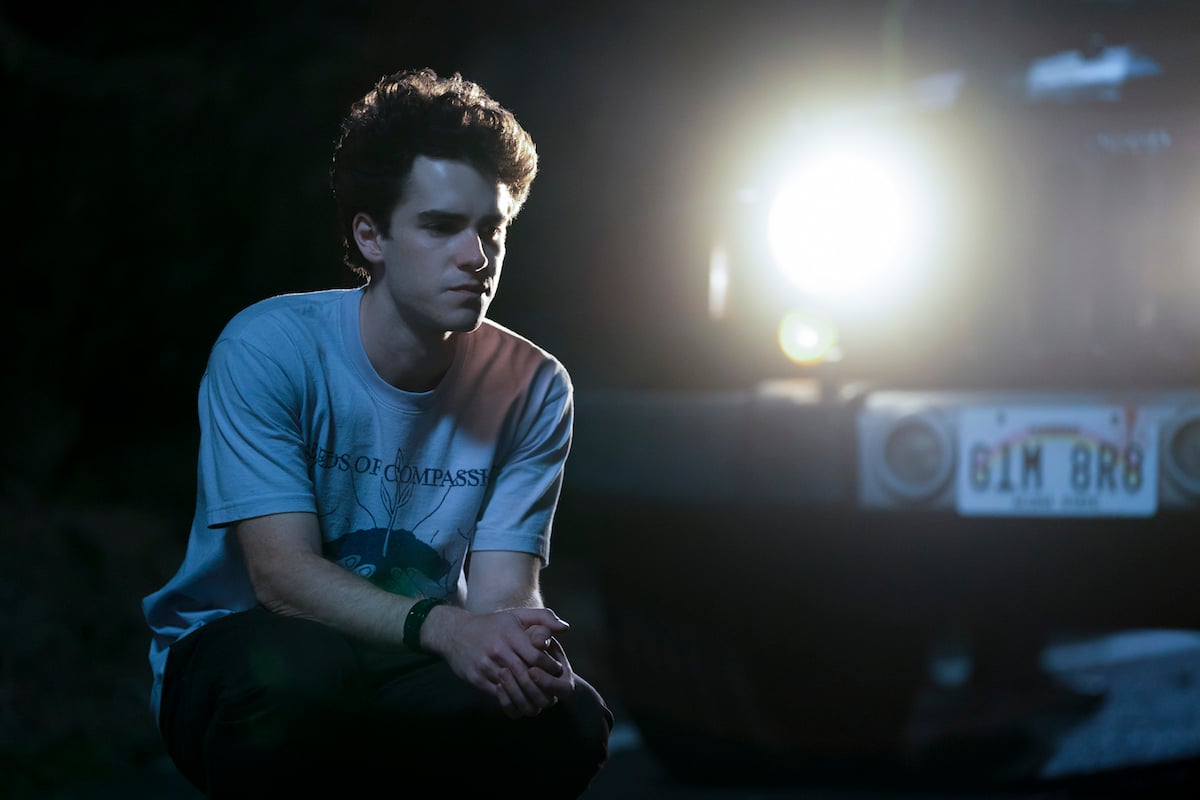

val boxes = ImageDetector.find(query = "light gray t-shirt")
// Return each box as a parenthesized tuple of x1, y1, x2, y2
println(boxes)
(141, 287, 573, 723)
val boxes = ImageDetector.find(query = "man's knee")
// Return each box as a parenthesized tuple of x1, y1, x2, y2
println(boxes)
(163, 609, 363, 787)
(215, 611, 363, 726)
(508, 677, 614, 793)
(562, 677, 615, 771)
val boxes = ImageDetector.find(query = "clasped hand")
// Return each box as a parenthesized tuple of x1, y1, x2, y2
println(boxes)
(441, 607, 576, 719)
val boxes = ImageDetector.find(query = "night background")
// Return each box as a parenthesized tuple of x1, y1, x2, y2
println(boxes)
(5, 1, 1200, 797)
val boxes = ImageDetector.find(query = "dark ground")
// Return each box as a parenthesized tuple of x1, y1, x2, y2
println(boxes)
(6, 497, 1200, 800)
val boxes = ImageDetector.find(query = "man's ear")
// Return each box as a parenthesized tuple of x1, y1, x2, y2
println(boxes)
(352, 213, 386, 265)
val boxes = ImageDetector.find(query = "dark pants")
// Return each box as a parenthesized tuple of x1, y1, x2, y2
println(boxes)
(159, 606, 613, 798)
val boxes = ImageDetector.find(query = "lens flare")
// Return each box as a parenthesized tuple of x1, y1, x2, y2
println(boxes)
(778, 309, 839, 364)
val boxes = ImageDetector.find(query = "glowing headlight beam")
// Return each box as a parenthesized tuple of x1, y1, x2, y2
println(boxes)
(766, 133, 940, 305)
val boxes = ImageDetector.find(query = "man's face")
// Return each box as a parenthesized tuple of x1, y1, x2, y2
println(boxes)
(372, 155, 514, 339)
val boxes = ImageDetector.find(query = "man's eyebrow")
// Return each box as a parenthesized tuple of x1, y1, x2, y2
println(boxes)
(416, 210, 468, 224)
(416, 210, 510, 226)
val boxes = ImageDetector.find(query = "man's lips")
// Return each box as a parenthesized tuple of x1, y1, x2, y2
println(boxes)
(449, 283, 488, 295)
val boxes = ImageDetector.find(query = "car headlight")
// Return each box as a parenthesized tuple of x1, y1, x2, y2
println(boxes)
(766, 130, 944, 307)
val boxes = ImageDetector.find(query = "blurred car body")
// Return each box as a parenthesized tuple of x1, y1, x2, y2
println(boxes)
(558, 0, 1200, 782)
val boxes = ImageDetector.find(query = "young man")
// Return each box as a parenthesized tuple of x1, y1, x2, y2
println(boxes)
(142, 68, 612, 797)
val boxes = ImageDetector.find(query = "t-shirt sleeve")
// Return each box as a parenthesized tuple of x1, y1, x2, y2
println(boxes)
(197, 337, 317, 528)
(470, 361, 573, 565)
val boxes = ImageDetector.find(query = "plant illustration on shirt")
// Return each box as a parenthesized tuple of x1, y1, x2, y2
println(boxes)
(326, 447, 465, 597)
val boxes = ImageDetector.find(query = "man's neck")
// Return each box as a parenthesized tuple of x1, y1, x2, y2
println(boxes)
(358, 290, 458, 393)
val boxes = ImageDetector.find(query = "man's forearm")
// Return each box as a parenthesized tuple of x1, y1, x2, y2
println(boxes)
(463, 550, 545, 614)
(237, 512, 464, 652)
(255, 548, 441, 650)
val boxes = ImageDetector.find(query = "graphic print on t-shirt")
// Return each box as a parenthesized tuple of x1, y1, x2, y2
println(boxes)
(320, 445, 489, 597)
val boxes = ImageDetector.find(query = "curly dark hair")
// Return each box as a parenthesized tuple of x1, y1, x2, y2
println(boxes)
(330, 68, 539, 278)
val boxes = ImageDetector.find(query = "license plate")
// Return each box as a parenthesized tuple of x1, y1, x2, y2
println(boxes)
(956, 405, 1159, 517)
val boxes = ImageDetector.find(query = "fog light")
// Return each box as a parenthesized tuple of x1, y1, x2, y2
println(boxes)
(778, 310, 839, 365)
(877, 412, 954, 502)
(1163, 408, 1200, 499)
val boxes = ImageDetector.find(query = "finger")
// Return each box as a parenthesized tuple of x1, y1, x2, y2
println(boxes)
(496, 680, 540, 720)
(494, 680, 523, 720)
(522, 628, 565, 674)
(538, 651, 565, 677)
(495, 668, 538, 718)
(525, 624, 554, 648)
(509, 607, 570, 633)
(515, 643, 564, 677)
(510, 664, 557, 712)
(541, 639, 575, 693)
(503, 624, 564, 675)
(544, 636, 572, 669)
(530, 665, 574, 701)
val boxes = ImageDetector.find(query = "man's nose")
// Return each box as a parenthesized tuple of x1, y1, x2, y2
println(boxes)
(457, 232, 489, 272)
